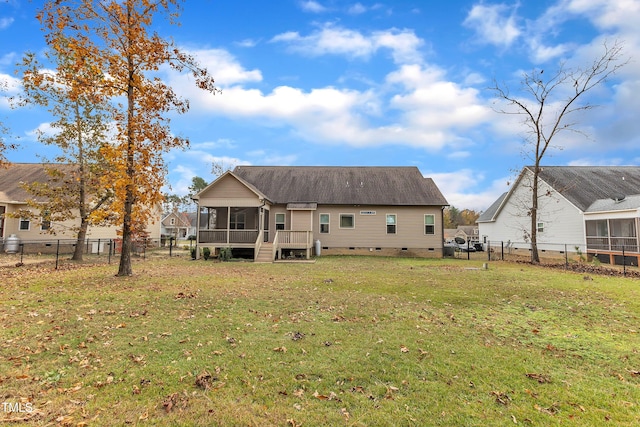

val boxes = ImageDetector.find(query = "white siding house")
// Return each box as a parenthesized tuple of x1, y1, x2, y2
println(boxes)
(478, 166, 640, 258)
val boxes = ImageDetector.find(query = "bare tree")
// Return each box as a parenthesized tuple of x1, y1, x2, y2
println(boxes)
(490, 40, 627, 263)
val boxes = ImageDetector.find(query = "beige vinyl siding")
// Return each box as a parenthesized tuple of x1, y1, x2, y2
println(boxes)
(290, 210, 313, 231)
(198, 174, 262, 207)
(312, 205, 442, 249)
(1, 204, 159, 241)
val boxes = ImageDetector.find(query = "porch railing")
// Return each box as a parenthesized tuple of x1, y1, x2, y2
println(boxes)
(586, 236, 639, 253)
(277, 230, 313, 248)
(198, 229, 259, 244)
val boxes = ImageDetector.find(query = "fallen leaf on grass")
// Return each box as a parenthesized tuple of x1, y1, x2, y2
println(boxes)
(526, 373, 551, 383)
(273, 346, 287, 353)
(195, 371, 214, 390)
(491, 391, 511, 405)
(535, 403, 560, 415)
(162, 391, 189, 413)
(341, 407, 350, 420)
(400, 345, 409, 353)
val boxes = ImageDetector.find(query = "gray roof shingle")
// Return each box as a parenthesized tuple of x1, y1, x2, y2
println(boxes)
(535, 166, 640, 211)
(232, 166, 449, 206)
(0, 163, 75, 203)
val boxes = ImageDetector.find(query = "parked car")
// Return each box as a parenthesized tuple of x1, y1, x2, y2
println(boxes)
(452, 237, 476, 252)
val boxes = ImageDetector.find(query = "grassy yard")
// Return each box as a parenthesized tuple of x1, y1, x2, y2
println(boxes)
(2, 257, 640, 426)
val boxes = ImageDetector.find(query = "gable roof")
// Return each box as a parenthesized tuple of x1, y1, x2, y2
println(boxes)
(0, 163, 76, 203)
(477, 192, 507, 223)
(481, 166, 640, 221)
(231, 166, 449, 206)
(536, 166, 640, 212)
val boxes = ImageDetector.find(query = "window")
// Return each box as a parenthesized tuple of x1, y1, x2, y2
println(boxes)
(170, 218, 175, 225)
(386, 214, 396, 234)
(41, 211, 51, 231)
(424, 214, 435, 235)
(19, 218, 30, 231)
(275, 213, 285, 230)
(537, 222, 544, 233)
(340, 214, 354, 229)
(230, 212, 246, 230)
(319, 214, 330, 233)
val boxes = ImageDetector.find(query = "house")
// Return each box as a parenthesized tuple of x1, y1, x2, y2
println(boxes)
(0, 163, 161, 249)
(478, 166, 640, 265)
(161, 211, 197, 240)
(193, 166, 449, 261)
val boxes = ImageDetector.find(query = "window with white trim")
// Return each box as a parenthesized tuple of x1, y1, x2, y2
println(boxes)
(19, 218, 30, 231)
(275, 213, 285, 230)
(386, 214, 396, 234)
(537, 222, 544, 233)
(340, 214, 355, 229)
(424, 214, 435, 235)
(319, 213, 330, 233)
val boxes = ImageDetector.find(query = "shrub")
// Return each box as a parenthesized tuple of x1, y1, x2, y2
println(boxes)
(202, 247, 211, 260)
(219, 247, 232, 261)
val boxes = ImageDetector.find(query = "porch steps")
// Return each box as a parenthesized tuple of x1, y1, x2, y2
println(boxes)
(254, 243, 274, 263)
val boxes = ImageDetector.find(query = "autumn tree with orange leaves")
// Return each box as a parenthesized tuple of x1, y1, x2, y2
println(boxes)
(38, 0, 218, 275)
(15, 45, 114, 262)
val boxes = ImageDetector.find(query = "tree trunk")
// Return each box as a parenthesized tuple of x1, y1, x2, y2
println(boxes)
(72, 220, 88, 261)
(530, 167, 540, 264)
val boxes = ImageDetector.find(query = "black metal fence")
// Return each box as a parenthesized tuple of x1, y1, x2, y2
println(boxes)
(446, 240, 639, 275)
(0, 237, 195, 269)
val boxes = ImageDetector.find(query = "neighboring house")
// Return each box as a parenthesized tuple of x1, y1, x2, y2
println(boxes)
(161, 211, 196, 239)
(0, 163, 161, 248)
(193, 166, 449, 261)
(444, 226, 479, 244)
(478, 166, 640, 265)
(454, 225, 479, 245)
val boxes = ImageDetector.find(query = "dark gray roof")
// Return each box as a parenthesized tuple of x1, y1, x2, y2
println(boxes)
(535, 166, 640, 211)
(0, 163, 75, 203)
(477, 192, 507, 222)
(232, 166, 449, 206)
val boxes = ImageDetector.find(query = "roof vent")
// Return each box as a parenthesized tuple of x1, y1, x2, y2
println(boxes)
(612, 194, 626, 203)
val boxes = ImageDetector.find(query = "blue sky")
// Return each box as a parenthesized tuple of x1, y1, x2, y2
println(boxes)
(1, 0, 639, 211)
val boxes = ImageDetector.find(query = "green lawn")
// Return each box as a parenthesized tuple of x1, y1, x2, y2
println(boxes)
(2, 257, 640, 426)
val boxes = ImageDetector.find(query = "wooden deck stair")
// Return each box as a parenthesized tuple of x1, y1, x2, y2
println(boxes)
(254, 242, 274, 263)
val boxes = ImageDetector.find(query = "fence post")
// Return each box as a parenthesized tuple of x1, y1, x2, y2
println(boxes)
(169, 237, 174, 257)
(501, 241, 504, 261)
(565, 244, 568, 268)
(19, 243, 24, 264)
(623, 246, 626, 277)
(55, 240, 60, 270)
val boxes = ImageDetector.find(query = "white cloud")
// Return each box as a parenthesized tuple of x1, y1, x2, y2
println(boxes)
(24, 122, 58, 141)
(299, 0, 328, 13)
(271, 24, 424, 65)
(430, 169, 510, 211)
(0, 17, 14, 30)
(348, 3, 367, 15)
(463, 3, 521, 48)
(183, 48, 262, 87)
(387, 64, 491, 133)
